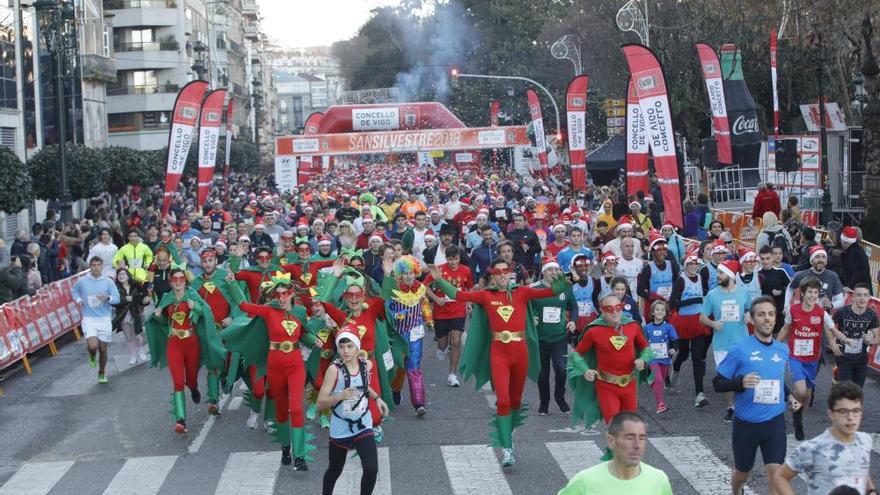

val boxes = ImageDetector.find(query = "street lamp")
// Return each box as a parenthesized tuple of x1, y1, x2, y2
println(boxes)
(812, 27, 834, 225)
(451, 70, 561, 136)
(192, 41, 208, 80)
(32, 0, 76, 223)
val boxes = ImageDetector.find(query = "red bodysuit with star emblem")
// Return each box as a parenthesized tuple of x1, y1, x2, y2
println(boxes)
(165, 301, 200, 393)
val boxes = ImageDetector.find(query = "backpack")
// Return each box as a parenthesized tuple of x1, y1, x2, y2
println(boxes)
(765, 229, 792, 263)
(331, 359, 370, 434)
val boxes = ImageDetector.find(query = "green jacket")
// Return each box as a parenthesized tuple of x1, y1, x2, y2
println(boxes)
(144, 288, 226, 372)
(529, 281, 577, 343)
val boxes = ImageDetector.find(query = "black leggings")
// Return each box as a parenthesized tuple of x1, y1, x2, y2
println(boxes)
(322, 435, 378, 495)
(672, 335, 711, 395)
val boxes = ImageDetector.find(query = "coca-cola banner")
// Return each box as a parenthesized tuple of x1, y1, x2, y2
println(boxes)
(720, 44, 765, 169)
(489, 100, 501, 127)
(621, 44, 684, 228)
(162, 80, 209, 217)
(526, 89, 549, 177)
(298, 112, 323, 185)
(197, 89, 227, 208)
(566, 75, 589, 192)
(695, 44, 733, 165)
(625, 78, 650, 194)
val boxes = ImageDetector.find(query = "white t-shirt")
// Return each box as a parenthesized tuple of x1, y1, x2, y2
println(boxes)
(616, 256, 645, 297)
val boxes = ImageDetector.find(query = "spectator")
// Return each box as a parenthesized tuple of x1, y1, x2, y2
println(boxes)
(839, 227, 872, 294)
(755, 212, 793, 263)
(752, 182, 781, 219)
(10, 230, 29, 258)
(0, 238, 8, 269)
(780, 195, 802, 225)
(0, 256, 26, 302)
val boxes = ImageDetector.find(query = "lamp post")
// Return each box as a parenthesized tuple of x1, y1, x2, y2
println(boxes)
(34, 0, 75, 223)
(812, 29, 834, 226)
(451, 71, 561, 138)
(192, 40, 208, 80)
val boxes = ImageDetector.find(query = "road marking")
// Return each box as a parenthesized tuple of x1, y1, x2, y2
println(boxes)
(188, 393, 232, 454)
(102, 455, 177, 495)
(546, 441, 603, 479)
(441, 445, 512, 495)
(0, 461, 74, 495)
(228, 396, 243, 411)
(650, 436, 756, 495)
(480, 382, 493, 392)
(335, 447, 391, 495)
(484, 395, 496, 408)
(214, 451, 279, 495)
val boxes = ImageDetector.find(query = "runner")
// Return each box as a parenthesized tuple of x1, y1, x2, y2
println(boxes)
(758, 246, 791, 334)
(712, 295, 798, 495)
(112, 267, 149, 365)
(699, 240, 728, 292)
(615, 238, 643, 299)
(643, 301, 678, 414)
(636, 233, 677, 322)
(425, 258, 569, 468)
(736, 250, 763, 303)
(556, 226, 593, 273)
(423, 246, 473, 387)
(785, 245, 845, 311)
(557, 412, 673, 495)
(832, 283, 880, 388)
(772, 381, 875, 495)
(777, 276, 841, 440)
(569, 254, 598, 335)
(700, 259, 752, 422)
(668, 253, 711, 407)
(72, 257, 120, 384)
(113, 230, 153, 283)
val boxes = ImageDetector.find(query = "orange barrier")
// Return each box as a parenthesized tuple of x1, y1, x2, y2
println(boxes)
(0, 271, 87, 393)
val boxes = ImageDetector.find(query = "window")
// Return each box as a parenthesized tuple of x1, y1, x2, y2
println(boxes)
(185, 8, 192, 20)
(279, 99, 287, 112)
(0, 127, 15, 153)
(132, 70, 158, 88)
(103, 28, 111, 57)
(108, 113, 136, 132)
(280, 114, 288, 126)
(131, 28, 153, 43)
(216, 32, 226, 50)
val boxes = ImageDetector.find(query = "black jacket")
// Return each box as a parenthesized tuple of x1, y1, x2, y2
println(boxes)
(841, 244, 873, 295)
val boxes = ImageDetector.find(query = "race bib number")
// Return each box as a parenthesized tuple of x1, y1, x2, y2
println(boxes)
(129, 259, 142, 269)
(844, 338, 863, 355)
(342, 395, 368, 415)
(542, 307, 561, 324)
(650, 342, 668, 359)
(657, 286, 672, 299)
(753, 379, 781, 404)
(212, 221, 221, 230)
(495, 210, 507, 219)
(409, 325, 425, 341)
(793, 338, 814, 357)
(720, 301, 740, 322)
(87, 295, 101, 308)
(383, 350, 394, 371)
(577, 301, 594, 316)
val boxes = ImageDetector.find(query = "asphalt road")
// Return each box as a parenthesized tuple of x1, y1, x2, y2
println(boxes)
(1, 329, 879, 494)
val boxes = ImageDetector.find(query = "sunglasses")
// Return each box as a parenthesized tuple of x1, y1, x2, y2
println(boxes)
(653, 246, 668, 251)
(171, 275, 187, 283)
(489, 268, 513, 275)
(601, 303, 624, 313)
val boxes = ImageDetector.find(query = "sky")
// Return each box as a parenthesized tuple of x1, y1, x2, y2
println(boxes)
(257, 0, 401, 49)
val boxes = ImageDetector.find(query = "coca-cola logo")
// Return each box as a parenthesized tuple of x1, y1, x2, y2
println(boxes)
(732, 115, 759, 135)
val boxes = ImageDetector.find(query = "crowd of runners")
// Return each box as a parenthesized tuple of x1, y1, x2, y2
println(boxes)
(7, 161, 875, 494)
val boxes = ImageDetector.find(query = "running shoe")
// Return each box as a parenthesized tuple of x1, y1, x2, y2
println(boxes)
(793, 408, 805, 441)
(694, 392, 709, 408)
(436, 349, 446, 361)
(208, 403, 220, 416)
(88, 354, 97, 368)
(293, 457, 308, 471)
(319, 415, 330, 429)
(392, 391, 401, 406)
(246, 411, 259, 429)
(129, 355, 137, 366)
(137, 348, 148, 362)
(669, 369, 680, 388)
(656, 404, 668, 414)
(190, 388, 201, 404)
(558, 401, 571, 414)
(537, 406, 549, 416)
(501, 448, 515, 468)
(374, 425, 383, 444)
(174, 420, 187, 434)
(723, 407, 734, 423)
(664, 374, 672, 389)
(281, 447, 292, 466)
(415, 406, 427, 418)
(97, 374, 108, 384)
(447, 373, 460, 387)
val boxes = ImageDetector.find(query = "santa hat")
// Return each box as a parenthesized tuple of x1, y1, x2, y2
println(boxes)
(711, 239, 730, 255)
(648, 229, 666, 250)
(661, 223, 676, 232)
(809, 245, 827, 262)
(368, 234, 384, 243)
(561, 213, 572, 224)
(541, 256, 560, 272)
(601, 251, 618, 264)
(717, 259, 740, 279)
(335, 327, 362, 350)
(312, 218, 325, 226)
(739, 250, 757, 263)
(553, 223, 567, 232)
(571, 253, 592, 267)
(281, 230, 294, 239)
(616, 216, 634, 232)
(424, 230, 437, 242)
(840, 226, 858, 244)
(684, 254, 701, 265)
(628, 200, 641, 209)
(428, 208, 441, 216)
(317, 234, 332, 246)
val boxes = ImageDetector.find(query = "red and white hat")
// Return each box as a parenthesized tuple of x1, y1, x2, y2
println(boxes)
(648, 229, 666, 250)
(809, 245, 827, 262)
(335, 327, 361, 350)
(616, 216, 634, 232)
(628, 200, 641, 209)
(717, 259, 741, 279)
(317, 234, 332, 246)
(740, 250, 757, 263)
(840, 226, 858, 244)
(684, 253, 701, 265)
(711, 239, 730, 255)
(368, 233, 384, 243)
(541, 256, 560, 272)
(601, 251, 619, 264)
(424, 230, 437, 242)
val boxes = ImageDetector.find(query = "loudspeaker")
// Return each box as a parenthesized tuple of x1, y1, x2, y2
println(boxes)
(702, 138, 718, 168)
(775, 139, 799, 172)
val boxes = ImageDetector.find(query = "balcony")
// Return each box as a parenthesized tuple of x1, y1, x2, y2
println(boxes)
(115, 49, 180, 70)
(108, 85, 179, 113)
(105, 0, 178, 28)
(241, 0, 257, 16)
(227, 39, 246, 58)
(80, 54, 117, 83)
(108, 84, 179, 96)
(104, 0, 176, 8)
(244, 23, 259, 40)
(115, 41, 179, 52)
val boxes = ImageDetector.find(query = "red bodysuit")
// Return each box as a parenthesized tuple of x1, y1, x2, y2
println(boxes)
(165, 301, 200, 392)
(198, 279, 231, 322)
(235, 269, 273, 303)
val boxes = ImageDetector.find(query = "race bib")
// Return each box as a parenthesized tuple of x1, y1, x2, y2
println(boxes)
(650, 342, 668, 359)
(495, 210, 507, 219)
(409, 325, 425, 341)
(657, 286, 672, 299)
(542, 307, 561, 324)
(753, 379, 781, 404)
(383, 350, 394, 371)
(844, 338, 863, 355)
(793, 338, 814, 357)
(342, 395, 368, 415)
(129, 259, 142, 269)
(577, 301, 594, 316)
(87, 295, 101, 308)
(720, 301, 740, 322)
(212, 221, 221, 230)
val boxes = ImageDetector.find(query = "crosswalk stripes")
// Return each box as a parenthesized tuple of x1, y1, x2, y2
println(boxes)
(441, 445, 512, 495)
(228, 396, 244, 411)
(335, 447, 391, 495)
(214, 451, 280, 495)
(650, 436, 757, 495)
(545, 441, 603, 479)
(102, 456, 178, 495)
(0, 461, 73, 495)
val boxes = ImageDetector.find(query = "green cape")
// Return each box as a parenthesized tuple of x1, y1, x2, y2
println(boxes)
(228, 255, 282, 302)
(315, 269, 380, 306)
(190, 268, 247, 319)
(567, 316, 654, 430)
(144, 288, 226, 372)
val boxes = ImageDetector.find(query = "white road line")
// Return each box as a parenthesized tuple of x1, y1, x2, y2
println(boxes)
(228, 396, 243, 411)
(480, 382, 493, 392)
(484, 395, 496, 408)
(650, 436, 756, 495)
(0, 461, 74, 495)
(188, 393, 232, 454)
(334, 447, 391, 495)
(102, 455, 177, 495)
(546, 441, 603, 479)
(441, 445, 512, 495)
(214, 451, 279, 495)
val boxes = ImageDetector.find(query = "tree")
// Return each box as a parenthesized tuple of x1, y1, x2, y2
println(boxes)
(28, 144, 107, 201)
(101, 146, 163, 195)
(0, 146, 32, 214)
